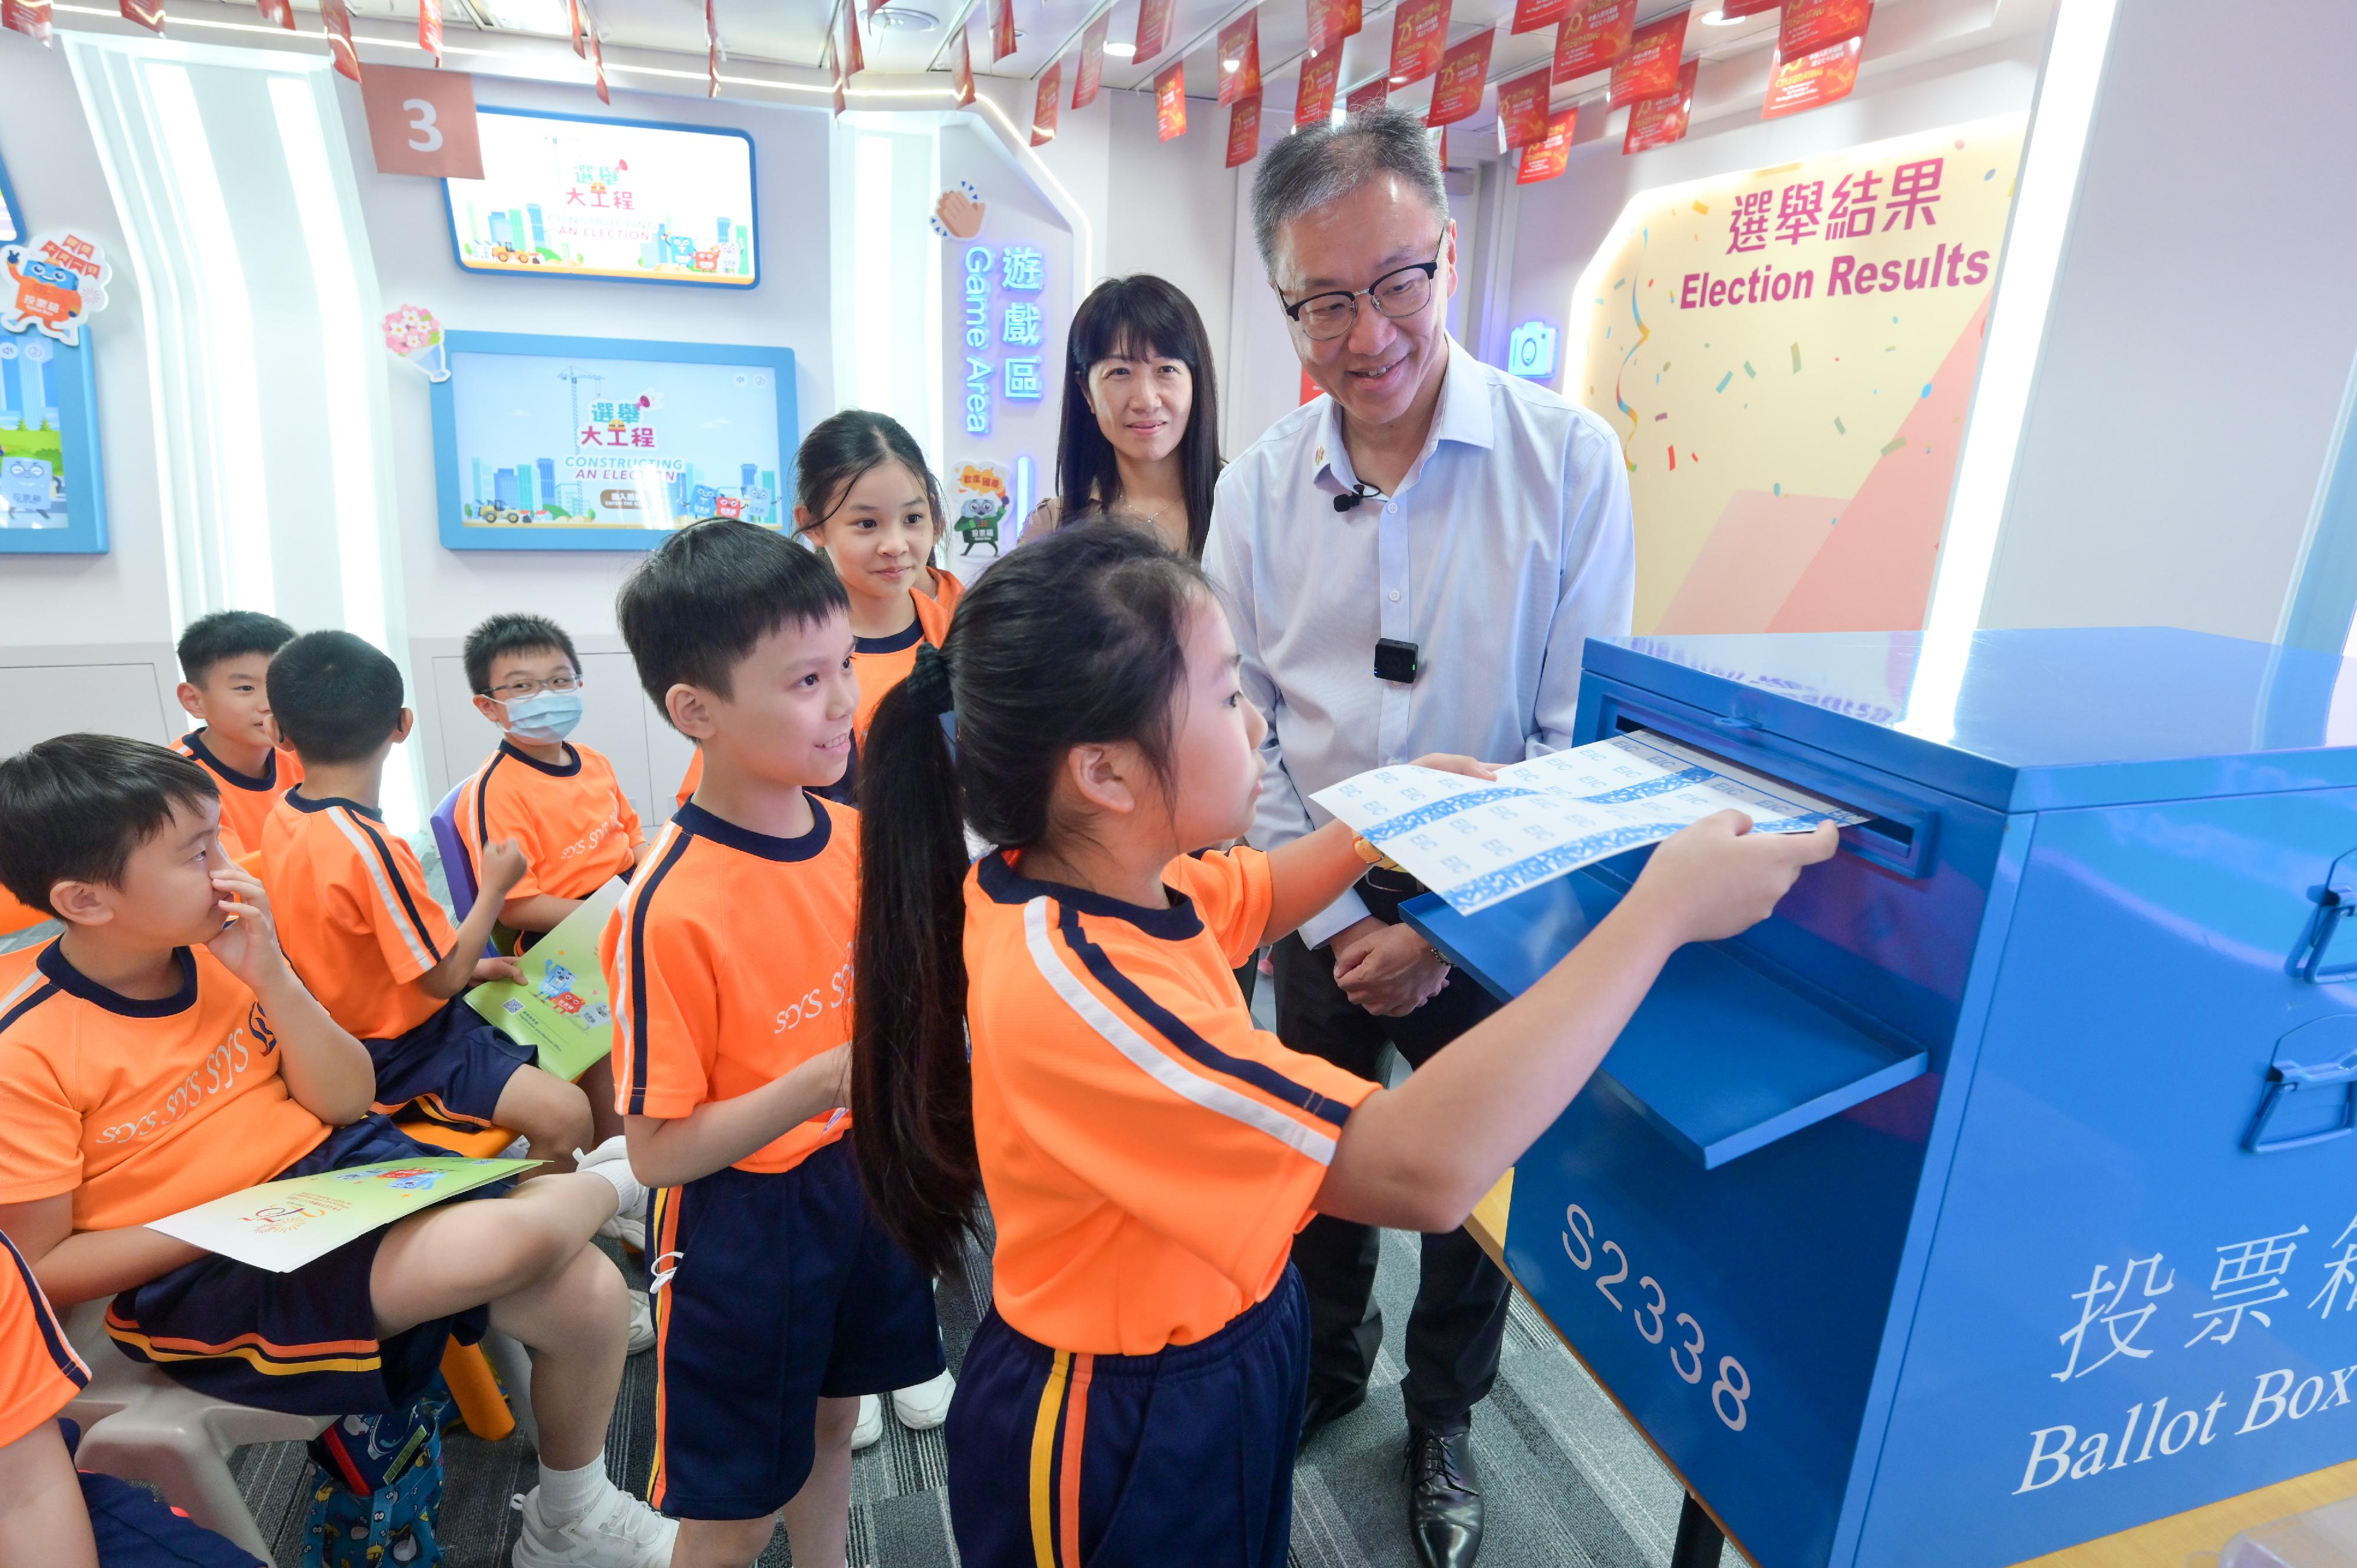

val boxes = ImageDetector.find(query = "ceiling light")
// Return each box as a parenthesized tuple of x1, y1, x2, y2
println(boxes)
(1389, 74, 1406, 83)
(478, 0, 570, 32)
(1222, 56, 1240, 68)
(1105, 39, 1135, 57)
(867, 6, 939, 28)
(1697, 8, 1744, 22)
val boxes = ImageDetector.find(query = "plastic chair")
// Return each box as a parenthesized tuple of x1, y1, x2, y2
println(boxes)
(62, 1299, 331, 1561)
(429, 783, 477, 920)
(393, 1115, 541, 1447)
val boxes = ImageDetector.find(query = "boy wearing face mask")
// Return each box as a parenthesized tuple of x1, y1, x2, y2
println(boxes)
(456, 615, 651, 941)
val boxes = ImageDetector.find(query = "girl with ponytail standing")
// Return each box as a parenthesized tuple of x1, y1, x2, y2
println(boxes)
(851, 525, 1835, 1567)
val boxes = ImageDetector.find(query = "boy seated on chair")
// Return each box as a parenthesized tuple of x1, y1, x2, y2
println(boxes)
(455, 613, 649, 942)
(455, 614, 649, 1153)
(0, 737, 676, 1568)
(256, 632, 593, 1175)
(172, 610, 303, 861)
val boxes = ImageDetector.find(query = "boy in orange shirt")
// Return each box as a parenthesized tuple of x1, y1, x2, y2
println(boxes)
(172, 611, 303, 859)
(455, 613, 648, 939)
(0, 735, 675, 1568)
(258, 632, 594, 1173)
(607, 520, 942, 1568)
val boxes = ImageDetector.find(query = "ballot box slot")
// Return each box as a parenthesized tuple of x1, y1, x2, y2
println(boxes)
(1405, 870, 1932, 1168)
(1605, 709, 1938, 879)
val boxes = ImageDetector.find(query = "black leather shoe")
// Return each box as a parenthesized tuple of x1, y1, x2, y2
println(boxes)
(1299, 1382, 1366, 1446)
(1405, 1427, 1484, 1568)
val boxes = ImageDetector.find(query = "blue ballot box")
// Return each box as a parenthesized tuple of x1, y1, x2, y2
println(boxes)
(1402, 628, 2357, 1568)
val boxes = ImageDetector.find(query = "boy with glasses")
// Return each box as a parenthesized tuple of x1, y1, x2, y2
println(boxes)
(456, 613, 650, 942)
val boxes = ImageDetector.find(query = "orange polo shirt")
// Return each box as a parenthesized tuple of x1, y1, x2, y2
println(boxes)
(964, 847, 1379, 1355)
(259, 790, 456, 1042)
(176, 731, 302, 860)
(920, 566, 964, 614)
(454, 741, 644, 906)
(603, 797, 856, 1174)
(850, 590, 953, 745)
(0, 942, 329, 1232)
(0, 1228, 88, 1448)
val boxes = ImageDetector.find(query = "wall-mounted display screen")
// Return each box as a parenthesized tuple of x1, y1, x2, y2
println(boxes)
(430, 331, 795, 552)
(443, 109, 757, 288)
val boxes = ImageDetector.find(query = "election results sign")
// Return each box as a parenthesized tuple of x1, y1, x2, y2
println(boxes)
(1568, 117, 2024, 637)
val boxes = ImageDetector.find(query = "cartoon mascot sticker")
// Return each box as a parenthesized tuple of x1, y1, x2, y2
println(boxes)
(1, 232, 113, 348)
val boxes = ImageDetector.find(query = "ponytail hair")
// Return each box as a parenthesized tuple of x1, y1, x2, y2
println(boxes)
(793, 409, 946, 542)
(854, 523, 1211, 1276)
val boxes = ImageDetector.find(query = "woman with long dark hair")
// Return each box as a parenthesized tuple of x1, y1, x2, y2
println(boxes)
(1026, 274, 1222, 559)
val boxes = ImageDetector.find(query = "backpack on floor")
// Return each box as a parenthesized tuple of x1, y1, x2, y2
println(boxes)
(299, 1387, 447, 1568)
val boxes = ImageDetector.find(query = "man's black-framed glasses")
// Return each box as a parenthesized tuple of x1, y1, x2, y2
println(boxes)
(1277, 235, 1445, 342)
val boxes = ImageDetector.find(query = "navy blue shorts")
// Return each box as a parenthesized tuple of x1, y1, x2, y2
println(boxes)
(105, 1117, 506, 1415)
(646, 1137, 943, 1521)
(365, 998, 532, 1130)
(946, 1266, 1309, 1568)
(78, 1463, 264, 1566)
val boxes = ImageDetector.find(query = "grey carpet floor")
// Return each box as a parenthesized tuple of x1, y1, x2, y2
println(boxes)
(223, 1219, 1734, 1567)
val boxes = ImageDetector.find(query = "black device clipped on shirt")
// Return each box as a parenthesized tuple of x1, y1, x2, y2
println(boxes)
(1374, 638, 1420, 685)
(1333, 481, 1381, 513)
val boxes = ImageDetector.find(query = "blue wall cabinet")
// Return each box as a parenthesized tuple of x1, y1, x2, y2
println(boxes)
(1407, 629, 2357, 1568)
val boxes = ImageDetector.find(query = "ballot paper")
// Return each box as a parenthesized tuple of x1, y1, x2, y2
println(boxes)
(146, 1158, 538, 1273)
(1310, 733, 1866, 916)
(465, 877, 626, 1082)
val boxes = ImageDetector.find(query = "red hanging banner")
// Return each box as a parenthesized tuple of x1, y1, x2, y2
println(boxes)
(1762, 28, 1863, 117)
(1551, 0, 1632, 83)
(567, 0, 584, 56)
(256, 0, 293, 29)
(1, 0, 49, 40)
(1508, 0, 1567, 35)
(950, 27, 976, 105)
(1719, 0, 1780, 14)
(1424, 27, 1491, 126)
(592, 20, 610, 103)
(1134, 0, 1174, 63)
(418, 0, 441, 62)
(1387, 0, 1450, 87)
(322, 0, 362, 81)
(826, 37, 843, 114)
(1217, 9, 1260, 107)
(705, 0, 718, 97)
(1778, 0, 1870, 55)
(1344, 74, 1388, 112)
(1295, 47, 1339, 127)
(991, 0, 1015, 62)
(1622, 55, 1696, 151)
(1074, 11, 1107, 107)
(1031, 63, 1060, 143)
(1155, 60, 1187, 140)
(1496, 64, 1551, 147)
(842, 1, 864, 74)
(1305, 0, 1359, 58)
(1607, 7, 1686, 107)
(1226, 96, 1261, 167)
(118, 0, 163, 31)
(1516, 105, 1575, 184)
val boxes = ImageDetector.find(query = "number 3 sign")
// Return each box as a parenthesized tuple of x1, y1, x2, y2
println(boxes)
(359, 65, 484, 180)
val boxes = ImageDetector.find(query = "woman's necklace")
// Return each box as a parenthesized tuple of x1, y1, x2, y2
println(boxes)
(1116, 494, 1180, 534)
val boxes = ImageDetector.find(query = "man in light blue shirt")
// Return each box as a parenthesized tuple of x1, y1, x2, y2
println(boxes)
(1206, 106, 1633, 1568)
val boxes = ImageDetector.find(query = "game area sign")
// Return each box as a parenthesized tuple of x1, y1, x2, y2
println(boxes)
(1569, 117, 2025, 635)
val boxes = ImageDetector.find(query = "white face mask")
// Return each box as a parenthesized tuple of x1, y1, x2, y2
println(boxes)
(503, 689, 583, 745)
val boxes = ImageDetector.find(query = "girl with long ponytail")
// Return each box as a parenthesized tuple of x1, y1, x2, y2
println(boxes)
(853, 524, 1834, 1566)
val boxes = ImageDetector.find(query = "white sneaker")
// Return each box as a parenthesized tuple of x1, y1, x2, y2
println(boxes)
(511, 1480, 677, 1568)
(626, 1288, 655, 1356)
(851, 1393, 884, 1451)
(891, 1370, 955, 1431)
(599, 1207, 648, 1253)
